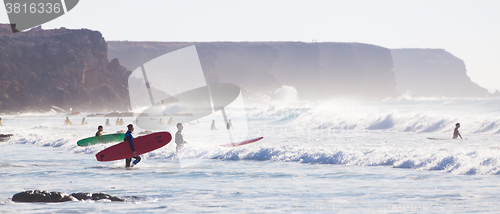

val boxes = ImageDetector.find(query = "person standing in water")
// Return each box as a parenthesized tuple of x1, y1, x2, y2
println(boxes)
(96, 125, 104, 142)
(64, 117, 73, 125)
(227, 119, 233, 130)
(453, 123, 463, 139)
(175, 123, 187, 153)
(211, 120, 218, 130)
(124, 124, 141, 167)
(105, 119, 111, 126)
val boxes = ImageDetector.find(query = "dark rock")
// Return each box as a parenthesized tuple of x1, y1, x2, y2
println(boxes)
(12, 190, 125, 203)
(12, 190, 75, 203)
(70, 192, 125, 202)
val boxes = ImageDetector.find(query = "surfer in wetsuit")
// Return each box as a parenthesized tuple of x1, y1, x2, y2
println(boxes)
(175, 123, 187, 153)
(96, 125, 104, 142)
(453, 123, 463, 139)
(124, 124, 141, 167)
(64, 117, 73, 125)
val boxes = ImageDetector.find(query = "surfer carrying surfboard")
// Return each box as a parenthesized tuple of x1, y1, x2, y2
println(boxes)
(175, 123, 187, 152)
(124, 124, 141, 167)
(453, 123, 463, 139)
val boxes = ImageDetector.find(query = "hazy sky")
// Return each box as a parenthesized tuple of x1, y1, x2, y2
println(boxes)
(2, 0, 499, 92)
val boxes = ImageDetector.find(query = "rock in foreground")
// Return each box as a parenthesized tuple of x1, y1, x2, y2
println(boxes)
(12, 190, 125, 203)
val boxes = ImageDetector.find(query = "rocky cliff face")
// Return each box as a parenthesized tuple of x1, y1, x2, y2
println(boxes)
(391, 49, 489, 97)
(108, 41, 397, 101)
(0, 25, 131, 113)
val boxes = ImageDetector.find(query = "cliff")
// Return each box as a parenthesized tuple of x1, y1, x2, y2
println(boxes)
(0, 25, 131, 113)
(108, 41, 397, 101)
(391, 49, 489, 97)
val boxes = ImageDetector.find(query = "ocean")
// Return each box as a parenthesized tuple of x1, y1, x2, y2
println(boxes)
(1, 97, 499, 213)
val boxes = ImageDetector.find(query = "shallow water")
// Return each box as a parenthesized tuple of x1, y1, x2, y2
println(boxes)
(1, 97, 499, 213)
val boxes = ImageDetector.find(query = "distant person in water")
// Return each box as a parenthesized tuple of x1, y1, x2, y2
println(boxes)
(64, 117, 73, 125)
(124, 124, 141, 167)
(115, 118, 120, 126)
(105, 119, 111, 126)
(81, 117, 87, 125)
(0, 117, 2, 126)
(159, 118, 164, 125)
(175, 123, 187, 153)
(453, 123, 463, 139)
(227, 119, 233, 130)
(96, 125, 104, 142)
(119, 118, 125, 126)
(211, 120, 217, 130)
(168, 117, 173, 125)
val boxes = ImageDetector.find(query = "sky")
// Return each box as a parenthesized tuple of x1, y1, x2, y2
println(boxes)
(2, 0, 499, 92)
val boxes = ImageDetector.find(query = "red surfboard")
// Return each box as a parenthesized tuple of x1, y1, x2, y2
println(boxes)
(219, 137, 263, 147)
(96, 132, 172, 161)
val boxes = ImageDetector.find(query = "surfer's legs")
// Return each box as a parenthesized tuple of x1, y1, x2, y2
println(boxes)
(132, 156, 141, 165)
(125, 158, 132, 167)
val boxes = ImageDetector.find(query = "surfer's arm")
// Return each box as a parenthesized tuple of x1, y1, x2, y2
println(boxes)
(125, 133, 136, 154)
(128, 138, 135, 151)
(129, 139, 137, 156)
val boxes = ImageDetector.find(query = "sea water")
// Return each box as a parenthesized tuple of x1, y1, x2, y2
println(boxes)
(1, 97, 500, 213)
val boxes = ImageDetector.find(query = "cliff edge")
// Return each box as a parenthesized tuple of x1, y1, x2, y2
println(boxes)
(391, 49, 489, 97)
(0, 25, 131, 113)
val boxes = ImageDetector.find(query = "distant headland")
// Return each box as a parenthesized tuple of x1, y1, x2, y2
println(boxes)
(0, 24, 495, 114)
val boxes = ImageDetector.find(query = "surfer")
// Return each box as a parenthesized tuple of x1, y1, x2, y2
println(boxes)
(175, 123, 187, 153)
(453, 123, 463, 139)
(211, 120, 218, 130)
(159, 118, 164, 124)
(119, 118, 125, 126)
(124, 124, 141, 167)
(115, 118, 120, 126)
(168, 117, 173, 125)
(64, 117, 73, 125)
(81, 117, 87, 125)
(105, 119, 111, 126)
(96, 125, 104, 142)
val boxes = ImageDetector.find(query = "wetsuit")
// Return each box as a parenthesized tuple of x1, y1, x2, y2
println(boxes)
(124, 131, 141, 167)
